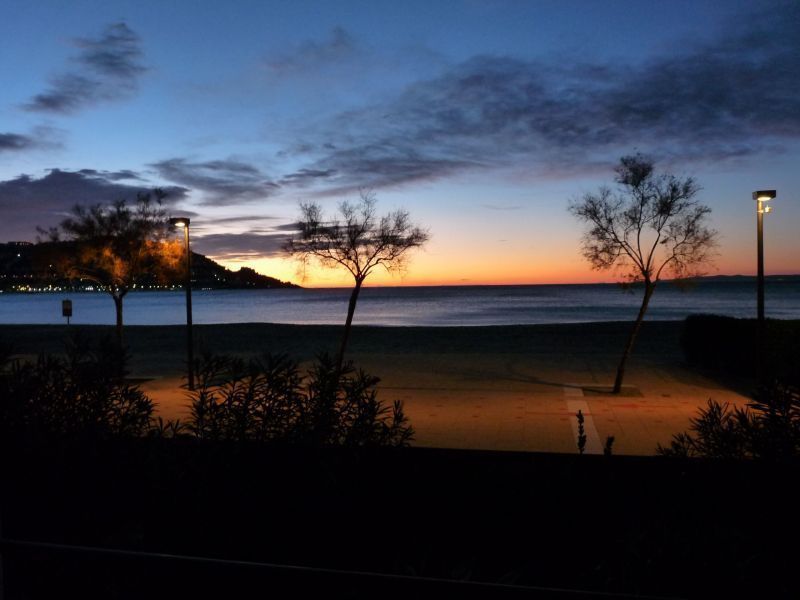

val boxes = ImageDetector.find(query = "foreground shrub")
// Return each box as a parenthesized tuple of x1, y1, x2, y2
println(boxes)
(0, 336, 155, 440)
(681, 314, 800, 383)
(187, 352, 413, 447)
(658, 381, 800, 459)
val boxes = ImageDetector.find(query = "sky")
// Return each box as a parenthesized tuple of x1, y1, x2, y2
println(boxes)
(1, 0, 798, 287)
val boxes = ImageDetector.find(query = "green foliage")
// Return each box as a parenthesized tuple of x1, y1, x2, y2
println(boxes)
(187, 352, 414, 447)
(0, 335, 156, 440)
(659, 381, 800, 459)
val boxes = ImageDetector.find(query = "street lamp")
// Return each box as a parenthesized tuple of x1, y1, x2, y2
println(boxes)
(169, 217, 194, 390)
(752, 190, 776, 325)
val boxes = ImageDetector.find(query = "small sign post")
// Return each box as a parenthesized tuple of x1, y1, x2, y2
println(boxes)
(62, 299, 72, 325)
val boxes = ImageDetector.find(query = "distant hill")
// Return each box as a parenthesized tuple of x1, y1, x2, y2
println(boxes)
(189, 252, 298, 289)
(0, 241, 298, 291)
(679, 274, 800, 283)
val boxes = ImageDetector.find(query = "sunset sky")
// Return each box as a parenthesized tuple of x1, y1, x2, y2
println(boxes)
(1, 0, 798, 287)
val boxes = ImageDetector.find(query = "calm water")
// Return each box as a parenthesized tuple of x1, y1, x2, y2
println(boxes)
(0, 281, 798, 326)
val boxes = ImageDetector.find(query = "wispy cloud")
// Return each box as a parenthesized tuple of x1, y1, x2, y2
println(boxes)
(150, 158, 280, 205)
(265, 26, 357, 75)
(195, 223, 299, 261)
(281, 2, 799, 190)
(76, 168, 144, 181)
(279, 168, 337, 186)
(0, 169, 187, 241)
(24, 22, 146, 114)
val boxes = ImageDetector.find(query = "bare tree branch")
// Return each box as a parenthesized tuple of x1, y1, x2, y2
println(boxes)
(569, 154, 717, 392)
(285, 190, 429, 371)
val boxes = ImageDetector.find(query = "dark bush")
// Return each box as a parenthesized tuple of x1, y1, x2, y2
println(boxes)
(658, 381, 800, 459)
(681, 314, 756, 374)
(187, 352, 414, 447)
(681, 314, 800, 383)
(0, 335, 155, 440)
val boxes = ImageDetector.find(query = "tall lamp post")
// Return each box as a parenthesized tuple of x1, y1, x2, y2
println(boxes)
(753, 190, 775, 382)
(169, 217, 194, 390)
(753, 190, 776, 326)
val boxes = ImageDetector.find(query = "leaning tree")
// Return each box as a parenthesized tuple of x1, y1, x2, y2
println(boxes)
(285, 190, 429, 373)
(41, 190, 182, 343)
(569, 154, 717, 393)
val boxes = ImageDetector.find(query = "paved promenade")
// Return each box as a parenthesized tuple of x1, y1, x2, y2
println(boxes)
(0, 322, 751, 455)
(133, 322, 751, 456)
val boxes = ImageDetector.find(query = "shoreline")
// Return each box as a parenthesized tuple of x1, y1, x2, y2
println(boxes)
(1, 319, 686, 360)
(1, 272, 799, 294)
(1, 321, 752, 455)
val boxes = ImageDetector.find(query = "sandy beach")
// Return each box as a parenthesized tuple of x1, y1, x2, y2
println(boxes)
(1, 321, 751, 455)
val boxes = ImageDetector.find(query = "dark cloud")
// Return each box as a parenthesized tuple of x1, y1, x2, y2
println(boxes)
(184, 214, 282, 235)
(76, 168, 144, 181)
(0, 133, 35, 152)
(266, 26, 356, 75)
(279, 168, 336, 186)
(0, 127, 64, 153)
(194, 227, 298, 261)
(25, 22, 146, 114)
(286, 2, 799, 189)
(199, 215, 278, 225)
(307, 146, 478, 194)
(150, 158, 280, 205)
(0, 169, 188, 241)
(190, 218, 299, 260)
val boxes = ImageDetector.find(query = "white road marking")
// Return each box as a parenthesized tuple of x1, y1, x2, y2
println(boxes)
(562, 384, 584, 397)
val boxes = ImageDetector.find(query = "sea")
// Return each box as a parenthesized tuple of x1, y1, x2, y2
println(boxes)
(1, 279, 798, 327)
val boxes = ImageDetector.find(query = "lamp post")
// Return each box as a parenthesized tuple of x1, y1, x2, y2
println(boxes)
(753, 190, 776, 325)
(753, 190, 775, 382)
(169, 217, 194, 390)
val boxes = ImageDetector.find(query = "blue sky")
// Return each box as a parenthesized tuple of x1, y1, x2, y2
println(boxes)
(1, 0, 798, 285)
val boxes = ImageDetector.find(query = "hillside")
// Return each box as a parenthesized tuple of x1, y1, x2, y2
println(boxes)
(0, 241, 298, 291)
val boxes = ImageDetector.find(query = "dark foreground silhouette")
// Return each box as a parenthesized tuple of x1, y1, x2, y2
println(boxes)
(3, 437, 799, 598)
(2, 334, 799, 598)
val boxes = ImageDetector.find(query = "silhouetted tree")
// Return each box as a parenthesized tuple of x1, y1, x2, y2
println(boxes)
(41, 190, 182, 343)
(285, 191, 429, 372)
(569, 155, 717, 393)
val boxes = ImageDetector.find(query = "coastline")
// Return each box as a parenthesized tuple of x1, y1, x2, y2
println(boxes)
(4, 279, 800, 328)
(1, 321, 750, 455)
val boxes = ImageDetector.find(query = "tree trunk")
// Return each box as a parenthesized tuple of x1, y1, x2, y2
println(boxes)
(336, 279, 363, 375)
(613, 282, 655, 394)
(113, 294, 124, 346)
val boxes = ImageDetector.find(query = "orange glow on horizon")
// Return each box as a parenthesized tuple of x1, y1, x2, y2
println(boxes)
(213, 254, 602, 287)
(209, 253, 799, 288)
